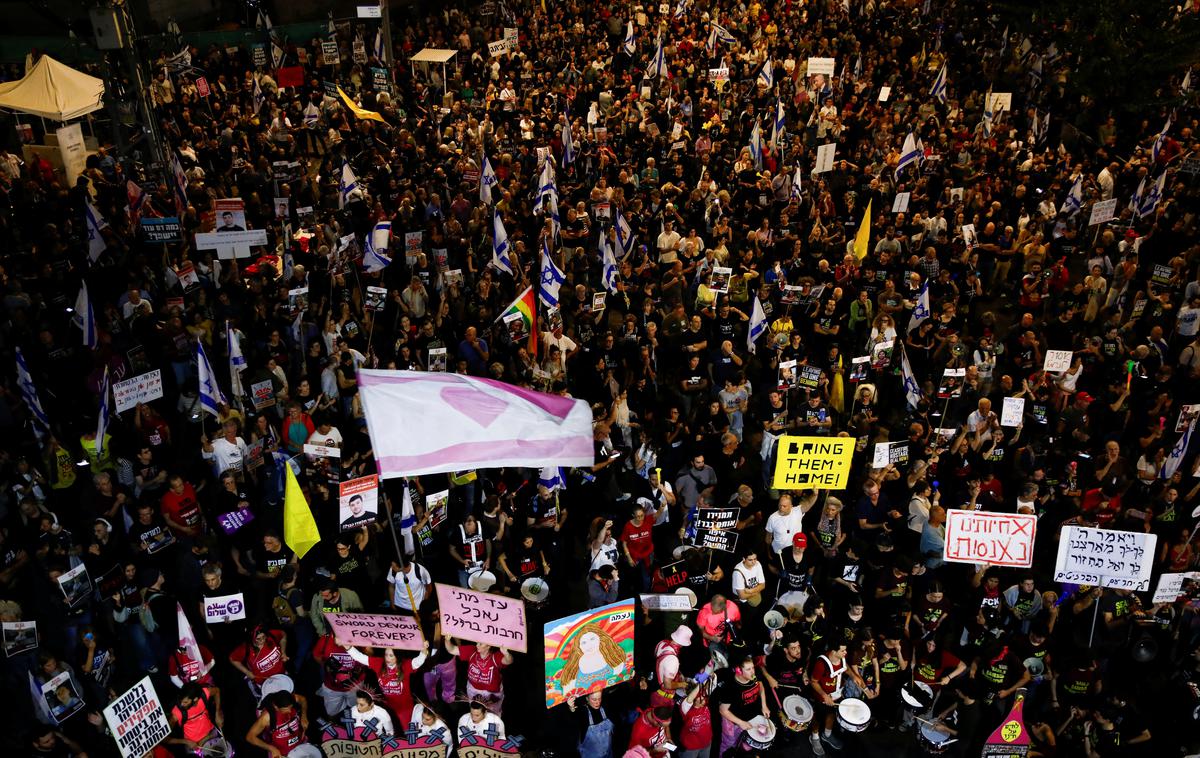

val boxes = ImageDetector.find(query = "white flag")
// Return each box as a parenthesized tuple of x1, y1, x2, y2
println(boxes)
(197, 341, 226, 418)
(747, 297, 767, 354)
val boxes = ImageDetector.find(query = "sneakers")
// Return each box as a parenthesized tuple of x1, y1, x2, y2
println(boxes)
(809, 732, 826, 756)
(821, 730, 844, 750)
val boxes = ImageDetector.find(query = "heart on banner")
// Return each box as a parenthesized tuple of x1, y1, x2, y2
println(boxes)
(440, 387, 508, 427)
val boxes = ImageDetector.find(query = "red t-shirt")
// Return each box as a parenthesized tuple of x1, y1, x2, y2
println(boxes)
(161, 482, 202, 531)
(370, 656, 416, 722)
(628, 710, 668, 752)
(620, 520, 654, 564)
(230, 631, 286, 683)
(459, 644, 506, 692)
(679, 700, 713, 749)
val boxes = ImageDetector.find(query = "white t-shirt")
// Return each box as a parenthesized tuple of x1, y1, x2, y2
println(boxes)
(590, 538, 620, 570)
(732, 560, 766, 598)
(352, 704, 394, 736)
(764, 508, 805, 554)
(203, 436, 249, 475)
(307, 427, 344, 448)
(1177, 306, 1200, 337)
(908, 495, 931, 534)
(457, 711, 505, 744)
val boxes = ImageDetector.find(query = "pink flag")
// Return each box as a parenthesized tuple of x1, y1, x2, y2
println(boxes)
(357, 370, 594, 478)
(177, 602, 202, 667)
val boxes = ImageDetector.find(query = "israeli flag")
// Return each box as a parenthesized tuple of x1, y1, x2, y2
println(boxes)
(96, 366, 110, 458)
(901, 347, 923, 410)
(539, 237, 565, 307)
(562, 114, 576, 164)
(1028, 55, 1042, 87)
(758, 58, 773, 89)
(747, 297, 767, 354)
(930, 64, 947, 104)
(1063, 175, 1083, 216)
(615, 206, 636, 259)
(197, 341, 226, 418)
(533, 160, 557, 213)
(85, 198, 109, 263)
(1182, 69, 1192, 95)
(749, 119, 763, 169)
(791, 165, 803, 201)
(339, 160, 358, 209)
(646, 33, 667, 79)
(1137, 172, 1166, 218)
(712, 22, 737, 44)
(171, 153, 188, 213)
(252, 75, 265, 114)
(981, 90, 994, 138)
(480, 154, 499, 204)
(363, 222, 392, 273)
(374, 29, 385, 61)
(303, 102, 320, 128)
(227, 321, 246, 402)
(1161, 416, 1196, 479)
(539, 466, 567, 491)
(896, 132, 923, 177)
(624, 20, 637, 55)
(601, 232, 619, 294)
(771, 99, 786, 155)
(1152, 117, 1171, 163)
(492, 211, 513, 275)
(75, 282, 98, 349)
(705, 25, 717, 56)
(907, 282, 931, 333)
(1129, 175, 1147, 214)
(16, 347, 49, 440)
(673, 0, 687, 20)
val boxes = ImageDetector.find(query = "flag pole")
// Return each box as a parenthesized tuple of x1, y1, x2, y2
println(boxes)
(381, 476, 428, 648)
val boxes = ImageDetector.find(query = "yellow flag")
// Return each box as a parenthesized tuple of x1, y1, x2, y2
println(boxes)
(337, 86, 387, 124)
(852, 199, 872, 261)
(284, 463, 321, 559)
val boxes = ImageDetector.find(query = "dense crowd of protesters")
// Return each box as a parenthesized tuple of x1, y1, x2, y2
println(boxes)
(2, 0, 1200, 756)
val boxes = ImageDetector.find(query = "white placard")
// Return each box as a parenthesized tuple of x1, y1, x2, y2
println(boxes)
(112, 369, 164, 413)
(892, 192, 910, 213)
(195, 229, 268, 259)
(814, 143, 837, 174)
(1153, 572, 1199, 604)
(356, 5, 382, 17)
(961, 223, 977, 247)
(640, 593, 695, 612)
(304, 443, 342, 458)
(944, 510, 1037, 568)
(708, 67, 730, 82)
(1054, 525, 1157, 591)
(1000, 397, 1025, 427)
(988, 92, 1012, 112)
(103, 677, 171, 758)
(1043, 350, 1073, 373)
(56, 122, 88, 190)
(807, 57, 836, 76)
(1089, 198, 1118, 226)
(203, 592, 247, 623)
(878, 86, 891, 102)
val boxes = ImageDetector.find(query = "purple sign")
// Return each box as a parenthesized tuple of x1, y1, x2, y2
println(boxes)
(217, 507, 255, 535)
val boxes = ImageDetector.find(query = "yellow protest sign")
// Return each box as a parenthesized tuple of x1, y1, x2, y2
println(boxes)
(772, 436, 854, 490)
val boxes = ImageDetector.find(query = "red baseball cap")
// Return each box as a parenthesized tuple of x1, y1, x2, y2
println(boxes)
(793, 533, 808, 549)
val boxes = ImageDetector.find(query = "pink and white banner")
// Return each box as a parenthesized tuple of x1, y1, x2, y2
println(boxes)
(357, 370, 594, 478)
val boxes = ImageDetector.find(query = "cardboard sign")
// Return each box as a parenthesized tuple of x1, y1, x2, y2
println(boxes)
(339, 475, 380, 531)
(435, 584, 527, 652)
(871, 441, 910, 468)
(326, 612, 424, 650)
(696, 527, 738, 552)
(141, 217, 182, 243)
(103, 677, 171, 758)
(878, 86, 891, 102)
(807, 57, 836, 76)
(366, 286, 388, 312)
(323, 41, 341, 65)
(987, 92, 1013, 112)
(251, 379, 275, 410)
(57, 563, 91, 606)
(944, 510, 1037, 568)
(356, 5, 382, 18)
(1001, 397, 1025, 427)
(708, 67, 730, 82)
(1152, 572, 1200, 604)
(1088, 198, 1118, 226)
(1043, 350, 1073, 373)
(892, 192, 910, 213)
(694, 508, 738, 531)
(112, 370, 164, 413)
(203, 592, 247, 622)
(195, 229, 268, 259)
(772, 436, 855, 490)
(305, 443, 341, 458)
(814, 142, 837, 174)
(195, 76, 210, 97)
(544, 599, 635, 707)
(1054, 526, 1157, 591)
(640, 593, 695, 611)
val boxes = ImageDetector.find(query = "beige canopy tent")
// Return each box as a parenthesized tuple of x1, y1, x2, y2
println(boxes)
(409, 47, 458, 92)
(0, 55, 105, 121)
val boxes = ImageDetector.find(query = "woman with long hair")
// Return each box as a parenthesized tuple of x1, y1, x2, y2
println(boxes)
(557, 625, 627, 698)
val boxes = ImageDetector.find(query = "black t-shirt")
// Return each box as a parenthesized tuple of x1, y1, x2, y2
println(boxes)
(716, 673, 764, 721)
(765, 648, 807, 687)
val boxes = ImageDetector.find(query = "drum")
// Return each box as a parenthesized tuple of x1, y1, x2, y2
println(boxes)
(520, 577, 550, 610)
(837, 698, 872, 733)
(917, 722, 955, 755)
(196, 731, 234, 757)
(674, 586, 698, 609)
(900, 681, 935, 712)
(468, 569, 497, 592)
(742, 715, 777, 750)
(780, 695, 814, 732)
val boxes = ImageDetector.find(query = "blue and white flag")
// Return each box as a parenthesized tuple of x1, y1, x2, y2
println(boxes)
(171, 153, 188, 214)
(252, 75, 265, 114)
(539, 237, 565, 307)
(339, 160, 358, 208)
(896, 132, 923, 177)
(96, 366, 110, 458)
(85, 198, 109, 263)
(601, 232, 619, 294)
(1063, 175, 1083, 216)
(771, 99, 786, 155)
(533, 160, 557, 213)
(614, 206, 636, 259)
(373, 29, 385, 61)
(791, 165, 803, 201)
(853, 55, 863, 79)
(197, 341, 225, 418)
(1152, 117, 1172, 163)
(757, 58, 773, 89)
(302, 102, 320, 128)
(491, 211, 513, 275)
(538, 466, 567, 491)
(399, 481, 416, 554)
(227, 321, 246, 402)
(646, 33, 667, 79)
(561, 114, 576, 164)
(930, 64, 947, 104)
(712, 22, 737, 45)
(749, 119, 763, 169)
(1182, 69, 1192, 95)
(1028, 55, 1043, 87)
(907, 282, 931, 333)
(981, 90, 994, 138)
(1129, 175, 1147, 214)
(705, 24, 717, 56)
(673, 0, 688, 21)
(1161, 415, 1195, 479)
(363, 221, 392, 272)
(480, 154, 498, 205)
(1137, 172, 1167, 218)
(901, 347, 923, 410)
(75, 282, 98, 349)
(747, 297, 767, 354)
(624, 20, 637, 55)
(15, 347, 49, 441)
